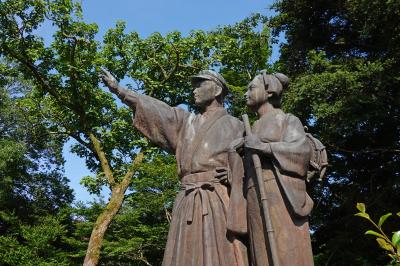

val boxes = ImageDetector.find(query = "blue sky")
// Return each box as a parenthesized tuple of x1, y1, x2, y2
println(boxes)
(59, 0, 279, 202)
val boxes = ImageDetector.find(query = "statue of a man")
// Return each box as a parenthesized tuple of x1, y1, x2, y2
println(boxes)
(100, 69, 247, 266)
(243, 72, 314, 265)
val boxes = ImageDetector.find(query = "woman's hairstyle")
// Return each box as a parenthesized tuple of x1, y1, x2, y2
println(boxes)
(257, 71, 289, 107)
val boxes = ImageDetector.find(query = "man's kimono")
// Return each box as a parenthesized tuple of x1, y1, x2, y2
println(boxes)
(245, 110, 314, 266)
(119, 90, 247, 266)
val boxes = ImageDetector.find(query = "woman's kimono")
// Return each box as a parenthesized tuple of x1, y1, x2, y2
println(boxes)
(245, 110, 314, 266)
(119, 91, 247, 266)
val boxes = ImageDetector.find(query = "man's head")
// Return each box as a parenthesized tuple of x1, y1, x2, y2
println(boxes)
(190, 70, 229, 107)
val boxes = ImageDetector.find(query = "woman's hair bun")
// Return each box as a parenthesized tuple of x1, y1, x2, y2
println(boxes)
(273, 73, 289, 90)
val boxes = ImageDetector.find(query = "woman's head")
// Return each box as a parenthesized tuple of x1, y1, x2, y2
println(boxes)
(245, 71, 289, 108)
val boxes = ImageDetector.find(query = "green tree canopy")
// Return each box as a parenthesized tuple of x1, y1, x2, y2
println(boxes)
(0, 60, 77, 265)
(271, 1, 400, 265)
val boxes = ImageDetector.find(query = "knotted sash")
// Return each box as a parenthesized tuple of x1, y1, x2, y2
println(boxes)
(180, 169, 228, 223)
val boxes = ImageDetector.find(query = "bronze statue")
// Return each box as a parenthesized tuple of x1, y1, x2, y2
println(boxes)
(242, 72, 314, 266)
(100, 69, 247, 266)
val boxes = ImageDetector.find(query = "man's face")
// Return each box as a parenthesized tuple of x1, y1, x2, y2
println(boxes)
(192, 79, 217, 107)
(245, 76, 267, 107)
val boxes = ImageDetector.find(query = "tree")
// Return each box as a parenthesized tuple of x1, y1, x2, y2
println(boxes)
(0, 1, 271, 264)
(0, 59, 73, 223)
(98, 154, 177, 265)
(0, 60, 77, 264)
(270, 0, 400, 264)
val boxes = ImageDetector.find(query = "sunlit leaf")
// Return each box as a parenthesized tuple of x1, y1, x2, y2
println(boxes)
(355, 212, 370, 220)
(378, 213, 392, 228)
(392, 231, 400, 247)
(356, 203, 366, 213)
(376, 238, 394, 252)
(365, 230, 385, 239)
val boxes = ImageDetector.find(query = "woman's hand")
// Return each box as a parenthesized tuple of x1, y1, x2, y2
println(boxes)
(229, 137, 244, 154)
(244, 134, 272, 155)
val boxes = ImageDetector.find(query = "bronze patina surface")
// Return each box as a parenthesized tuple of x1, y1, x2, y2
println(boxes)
(100, 69, 247, 266)
(242, 72, 314, 266)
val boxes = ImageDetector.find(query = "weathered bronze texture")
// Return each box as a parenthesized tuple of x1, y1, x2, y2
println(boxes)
(100, 69, 248, 266)
(242, 114, 280, 266)
(243, 72, 314, 266)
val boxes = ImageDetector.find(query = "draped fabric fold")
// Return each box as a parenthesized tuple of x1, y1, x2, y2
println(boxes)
(226, 149, 247, 235)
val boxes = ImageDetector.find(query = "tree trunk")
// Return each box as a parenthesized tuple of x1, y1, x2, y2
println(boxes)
(83, 152, 144, 266)
(83, 183, 126, 266)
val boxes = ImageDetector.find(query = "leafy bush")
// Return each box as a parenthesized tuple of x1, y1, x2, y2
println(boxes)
(355, 203, 400, 265)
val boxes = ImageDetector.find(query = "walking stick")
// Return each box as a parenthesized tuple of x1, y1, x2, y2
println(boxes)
(242, 114, 280, 266)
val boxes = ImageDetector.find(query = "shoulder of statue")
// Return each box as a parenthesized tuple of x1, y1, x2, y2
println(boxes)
(285, 113, 304, 126)
(282, 113, 308, 138)
(220, 113, 242, 125)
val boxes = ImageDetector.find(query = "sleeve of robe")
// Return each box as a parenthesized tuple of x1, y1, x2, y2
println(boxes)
(268, 114, 311, 177)
(266, 114, 313, 217)
(118, 88, 190, 154)
(227, 147, 247, 235)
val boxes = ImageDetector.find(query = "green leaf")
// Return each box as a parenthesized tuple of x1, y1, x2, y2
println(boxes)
(355, 212, 370, 220)
(396, 212, 400, 217)
(356, 203, 366, 213)
(365, 230, 385, 239)
(378, 213, 392, 228)
(392, 231, 400, 247)
(376, 238, 394, 252)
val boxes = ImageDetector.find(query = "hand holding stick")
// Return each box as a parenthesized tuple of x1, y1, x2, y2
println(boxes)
(242, 114, 280, 266)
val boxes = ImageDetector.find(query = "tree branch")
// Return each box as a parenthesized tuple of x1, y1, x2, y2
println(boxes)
(119, 151, 144, 189)
(326, 142, 400, 154)
(88, 132, 116, 188)
(161, 43, 180, 84)
(1, 43, 74, 111)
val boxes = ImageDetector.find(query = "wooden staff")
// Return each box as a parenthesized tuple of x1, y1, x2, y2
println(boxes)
(242, 114, 280, 266)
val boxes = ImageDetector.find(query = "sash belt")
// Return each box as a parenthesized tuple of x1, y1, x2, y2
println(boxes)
(180, 168, 228, 223)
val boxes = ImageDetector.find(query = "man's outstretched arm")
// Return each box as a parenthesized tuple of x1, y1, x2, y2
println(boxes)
(99, 68, 138, 109)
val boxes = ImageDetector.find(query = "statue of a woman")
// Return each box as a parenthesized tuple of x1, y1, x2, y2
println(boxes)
(243, 72, 314, 265)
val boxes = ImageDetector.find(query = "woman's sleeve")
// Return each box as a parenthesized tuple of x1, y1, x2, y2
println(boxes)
(269, 115, 311, 177)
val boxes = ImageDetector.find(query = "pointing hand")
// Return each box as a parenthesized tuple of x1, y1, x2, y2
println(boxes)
(99, 68, 119, 94)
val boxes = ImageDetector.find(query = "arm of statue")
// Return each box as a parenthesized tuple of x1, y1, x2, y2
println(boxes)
(99, 68, 189, 153)
(245, 115, 310, 177)
(99, 68, 138, 109)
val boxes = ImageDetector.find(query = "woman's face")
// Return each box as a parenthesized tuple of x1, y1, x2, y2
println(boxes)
(245, 76, 267, 107)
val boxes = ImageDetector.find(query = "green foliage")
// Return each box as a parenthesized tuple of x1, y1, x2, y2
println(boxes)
(355, 203, 400, 265)
(0, 213, 79, 266)
(101, 13, 270, 116)
(271, 0, 400, 264)
(93, 154, 178, 265)
(0, 61, 79, 264)
(0, 60, 73, 218)
(210, 13, 272, 116)
(68, 154, 178, 265)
